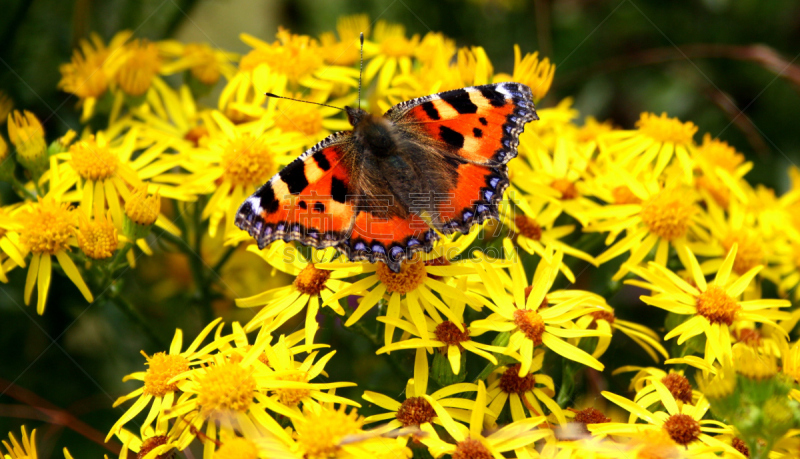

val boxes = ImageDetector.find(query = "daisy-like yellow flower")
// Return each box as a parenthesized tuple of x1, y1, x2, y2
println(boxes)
(376, 277, 507, 374)
(587, 170, 704, 279)
(613, 367, 700, 417)
(110, 423, 180, 459)
(485, 348, 566, 425)
(319, 14, 370, 66)
(107, 318, 224, 441)
(128, 80, 211, 151)
(420, 380, 550, 459)
(272, 92, 354, 147)
(629, 244, 791, 365)
(321, 229, 486, 343)
(7, 110, 48, 177)
(470, 242, 609, 374)
(592, 390, 740, 456)
(159, 41, 238, 87)
(1, 426, 38, 459)
(111, 38, 162, 98)
(363, 348, 481, 434)
(598, 111, 697, 182)
(236, 243, 353, 345)
(58, 31, 132, 121)
(0, 204, 28, 282)
(493, 45, 555, 102)
(503, 193, 595, 282)
(574, 302, 669, 363)
(18, 197, 93, 314)
(363, 21, 420, 94)
(76, 210, 120, 260)
(179, 111, 304, 237)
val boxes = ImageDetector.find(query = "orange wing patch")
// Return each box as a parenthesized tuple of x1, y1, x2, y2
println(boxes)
(340, 211, 438, 270)
(434, 162, 509, 235)
(235, 133, 357, 249)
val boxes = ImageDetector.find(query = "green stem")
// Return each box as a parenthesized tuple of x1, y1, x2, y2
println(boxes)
(211, 245, 237, 274)
(556, 359, 580, 408)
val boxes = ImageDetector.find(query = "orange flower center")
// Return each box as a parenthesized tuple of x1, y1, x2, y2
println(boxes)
(137, 435, 171, 459)
(196, 363, 256, 416)
(376, 258, 427, 294)
(184, 126, 209, 147)
(275, 99, 324, 137)
(515, 215, 542, 241)
(661, 373, 692, 404)
(612, 185, 642, 205)
(695, 286, 740, 325)
(452, 438, 493, 459)
(143, 352, 189, 397)
(434, 321, 470, 350)
(721, 231, 763, 275)
(640, 190, 695, 241)
(20, 200, 75, 255)
(572, 406, 611, 434)
(662, 413, 701, 446)
(274, 372, 310, 407)
(220, 133, 274, 187)
(396, 396, 436, 426)
(294, 263, 332, 296)
(69, 137, 120, 181)
(550, 178, 579, 200)
(513, 309, 545, 345)
(499, 364, 536, 394)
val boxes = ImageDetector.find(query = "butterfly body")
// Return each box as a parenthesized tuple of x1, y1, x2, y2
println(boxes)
(236, 82, 537, 272)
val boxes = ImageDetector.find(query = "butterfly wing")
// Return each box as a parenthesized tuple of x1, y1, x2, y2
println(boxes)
(386, 82, 537, 234)
(235, 131, 357, 249)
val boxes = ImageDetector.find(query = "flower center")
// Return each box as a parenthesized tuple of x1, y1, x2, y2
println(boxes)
(612, 186, 642, 205)
(184, 126, 210, 148)
(452, 438, 493, 459)
(220, 133, 274, 187)
(590, 310, 615, 328)
(513, 309, 545, 345)
(662, 413, 701, 446)
(550, 179, 579, 200)
(184, 43, 221, 85)
(275, 99, 323, 137)
(640, 190, 695, 241)
(376, 258, 427, 294)
(125, 185, 161, 227)
(732, 438, 750, 458)
(137, 435, 170, 459)
(661, 373, 692, 404)
(143, 352, 189, 397)
(77, 214, 118, 260)
(196, 362, 256, 416)
(514, 215, 542, 241)
(499, 364, 536, 394)
(434, 321, 470, 349)
(396, 396, 436, 426)
(636, 112, 697, 145)
(572, 407, 611, 434)
(698, 134, 744, 173)
(696, 286, 740, 325)
(274, 372, 310, 407)
(295, 406, 363, 459)
(294, 263, 332, 296)
(20, 199, 75, 255)
(117, 39, 161, 97)
(70, 137, 119, 181)
(736, 328, 762, 347)
(214, 437, 259, 459)
(721, 231, 763, 275)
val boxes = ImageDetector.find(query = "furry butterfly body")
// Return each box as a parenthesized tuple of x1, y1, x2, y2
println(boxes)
(235, 82, 538, 272)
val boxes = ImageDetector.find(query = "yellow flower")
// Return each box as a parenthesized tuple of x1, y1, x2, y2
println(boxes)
(76, 210, 120, 260)
(114, 39, 162, 97)
(419, 380, 550, 459)
(1, 426, 37, 459)
(319, 14, 371, 66)
(124, 184, 160, 236)
(593, 389, 739, 455)
(160, 41, 238, 86)
(321, 229, 486, 344)
(272, 92, 353, 146)
(574, 302, 669, 363)
(493, 45, 555, 102)
(19, 197, 93, 314)
(599, 111, 697, 182)
(7, 110, 47, 176)
(0, 204, 29, 282)
(613, 366, 700, 416)
(107, 319, 223, 441)
(364, 21, 420, 94)
(376, 276, 506, 374)
(485, 349, 565, 425)
(179, 110, 304, 237)
(236, 243, 353, 345)
(630, 244, 791, 365)
(586, 170, 703, 279)
(363, 348, 480, 434)
(58, 31, 132, 120)
(470, 242, 609, 374)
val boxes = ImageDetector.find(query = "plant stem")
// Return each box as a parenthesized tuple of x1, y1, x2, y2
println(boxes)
(211, 245, 237, 275)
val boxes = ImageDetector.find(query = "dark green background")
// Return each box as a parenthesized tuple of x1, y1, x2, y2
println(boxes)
(1, 0, 799, 457)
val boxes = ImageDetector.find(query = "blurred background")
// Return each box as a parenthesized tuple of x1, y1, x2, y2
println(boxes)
(1, 0, 799, 457)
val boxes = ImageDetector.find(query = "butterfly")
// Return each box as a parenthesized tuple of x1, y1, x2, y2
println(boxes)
(235, 82, 538, 272)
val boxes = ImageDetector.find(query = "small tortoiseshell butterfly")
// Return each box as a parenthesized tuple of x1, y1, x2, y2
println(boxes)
(235, 81, 537, 272)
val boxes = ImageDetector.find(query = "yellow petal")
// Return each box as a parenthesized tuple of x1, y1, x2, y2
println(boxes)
(55, 251, 94, 302)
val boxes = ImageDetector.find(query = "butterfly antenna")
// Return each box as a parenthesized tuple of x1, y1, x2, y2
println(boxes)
(264, 93, 344, 111)
(358, 32, 364, 110)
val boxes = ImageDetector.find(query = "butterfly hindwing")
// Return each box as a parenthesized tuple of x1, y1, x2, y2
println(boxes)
(387, 82, 536, 234)
(235, 132, 357, 249)
(339, 211, 438, 269)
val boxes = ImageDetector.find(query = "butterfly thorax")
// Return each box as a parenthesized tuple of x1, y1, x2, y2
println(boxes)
(347, 109, 399, 158)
